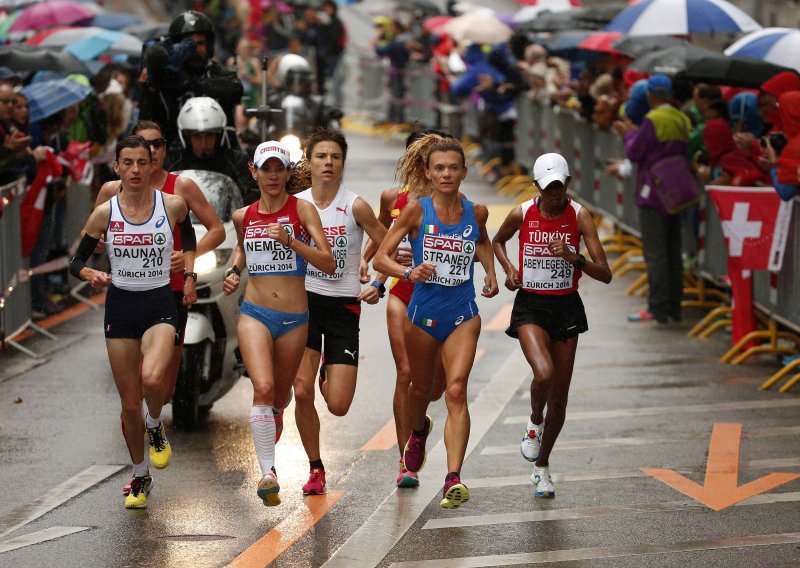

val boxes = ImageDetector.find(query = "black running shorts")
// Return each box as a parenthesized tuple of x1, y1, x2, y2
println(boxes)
(104, 284, 179, 340)
(306, 290, 361, 366)
(506, 290, 588, 342)
(173, 291, 188, 345)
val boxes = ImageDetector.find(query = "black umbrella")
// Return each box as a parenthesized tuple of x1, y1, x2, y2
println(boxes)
(0, 45, 91, 75)
(122, 22, 170, 42)
(612, 35, 687, 60)
(678, 55, 799, 89)
(628, 44, 716, 74)
(521, 3, 626, 32)
(398, 0, 439, 15)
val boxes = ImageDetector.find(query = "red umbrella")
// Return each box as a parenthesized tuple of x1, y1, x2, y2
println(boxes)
(517, 0, 582, 6)
(576, 31, 626, 56)
(424, 15, 452, 33)
(10, 1, 95, 33)
(25, 26, 74, 46)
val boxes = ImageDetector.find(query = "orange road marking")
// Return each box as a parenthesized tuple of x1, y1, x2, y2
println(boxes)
(485, 304, 512, 332)
(360, 349, 486, 452)
(643, 423, 800, 511)
(227, 491, 344, 568)
(12, 292, 106, 343)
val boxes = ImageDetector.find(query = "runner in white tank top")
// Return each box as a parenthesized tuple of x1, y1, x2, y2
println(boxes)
(70, 136, 197, 509)
(292, 130, 388, 496)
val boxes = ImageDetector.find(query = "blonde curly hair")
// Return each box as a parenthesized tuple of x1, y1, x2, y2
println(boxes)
(396, 134, 465, 198)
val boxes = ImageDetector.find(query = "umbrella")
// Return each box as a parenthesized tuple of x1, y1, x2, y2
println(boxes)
(20, 77, 91, 122)
(521, 3, 626, 32)
(611, 35, 687, 59)
(542, 30, 594, 58)
(513, 5, 574, 24)
(627, 43, 715, 74)
(123, 22, 169, 42)
(724, 27, 800, 74)
(678, 55, 799, 89)
(9, 1, 96, 33)
(0, 45, 91, 74)
(442, 11, 513, 44)
(398, 0, 440, 14)
(605, 0, 761, 36)
(0, 11, 22, 40)
(517, 0, 581, 5)
(423, 15, 452, 33)
(90, 11, 141, 31)
(576, 31, 624, 55)
(28, 26, 143, 58)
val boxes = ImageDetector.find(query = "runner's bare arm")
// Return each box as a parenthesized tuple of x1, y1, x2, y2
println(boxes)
(473, 204, 499, 297)
(577, 207, 611, 284)
(492, 205, 523, 291)
(70, 203, 112, 287)
(223, 208, 246, 296)
(374, 201, 434, 282)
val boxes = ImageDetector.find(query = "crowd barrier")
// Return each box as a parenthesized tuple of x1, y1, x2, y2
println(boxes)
(358, 57, 800, 340)
(0, 175, 93, 357)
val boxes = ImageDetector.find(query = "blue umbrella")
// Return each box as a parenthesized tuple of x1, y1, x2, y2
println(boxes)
(605, 0, 761, 36)
(91, 11, 141, 31)
(21, 77, 91, 123)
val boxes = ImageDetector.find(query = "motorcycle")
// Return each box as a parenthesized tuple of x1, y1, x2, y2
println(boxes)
(172, 169, 246, 429)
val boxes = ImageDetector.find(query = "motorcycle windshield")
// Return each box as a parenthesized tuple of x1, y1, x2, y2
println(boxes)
(173, 170, 244, 223)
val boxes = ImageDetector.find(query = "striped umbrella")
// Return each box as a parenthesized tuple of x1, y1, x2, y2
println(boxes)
(724, 28, 800, 74)
(605, 0, 761, 36)
(20, 77, 91, 123)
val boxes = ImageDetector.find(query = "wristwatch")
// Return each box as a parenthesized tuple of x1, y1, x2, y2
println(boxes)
(370, 280, 386, 298)
(224, 266, 241, 279)
(183, 271, 198, 282)
(404, 267, 413, 281)
(572, 254, 586, 270)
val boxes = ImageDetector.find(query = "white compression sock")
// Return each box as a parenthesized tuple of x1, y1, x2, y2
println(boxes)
(250, 405, 276, 476)
(145, 413, 161, 429)
(133, 460, 149, 477)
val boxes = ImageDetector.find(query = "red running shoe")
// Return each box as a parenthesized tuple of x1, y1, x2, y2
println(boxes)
(403, 415, 433, 473)
(302, 468, 326, 495)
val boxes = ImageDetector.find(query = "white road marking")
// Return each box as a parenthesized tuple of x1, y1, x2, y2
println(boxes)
(322, 351, 531, 568)
(506, 398, 800, 422)
(0, 527, 91, 554)
(423, 491, 800, 530)
(0, 465, 124, 538)
(387, 532, 800, 567)
(482, 426, 800, 455)
(467, 457, 800, 488)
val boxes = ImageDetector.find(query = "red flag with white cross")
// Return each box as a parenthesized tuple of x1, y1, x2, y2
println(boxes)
(706, 186, 793, 271)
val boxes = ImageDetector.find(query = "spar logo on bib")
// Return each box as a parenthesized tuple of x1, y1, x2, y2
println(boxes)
(154, 233, 167, 246)
(463, 241, 475, 254)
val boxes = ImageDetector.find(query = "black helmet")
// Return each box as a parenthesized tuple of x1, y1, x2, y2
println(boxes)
(169, 11, 215, 58)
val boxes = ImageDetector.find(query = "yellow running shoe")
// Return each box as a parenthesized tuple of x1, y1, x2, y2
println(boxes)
(257, 470, 281, 506)
(124, 475, 152, 509)
(440, 473, 470, 509)
(147, 421, 172, 469)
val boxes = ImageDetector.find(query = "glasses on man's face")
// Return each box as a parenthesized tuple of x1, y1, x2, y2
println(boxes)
(146, 138, 167, 149)
(0, 98, 13, 104)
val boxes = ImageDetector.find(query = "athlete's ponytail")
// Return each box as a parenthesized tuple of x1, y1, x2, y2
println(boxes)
(286, 158, 311, 194)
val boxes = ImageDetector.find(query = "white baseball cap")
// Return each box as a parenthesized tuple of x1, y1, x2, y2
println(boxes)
(532, 153, 570, 189)
(253, 141, 291, 168)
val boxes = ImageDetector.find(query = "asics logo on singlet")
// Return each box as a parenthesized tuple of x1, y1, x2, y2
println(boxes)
(344, 349, 357, 360)
(155, 216, 166, 228)
(463, 225, 473, 238)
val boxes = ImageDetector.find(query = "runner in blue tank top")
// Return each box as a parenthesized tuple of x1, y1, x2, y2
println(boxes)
(375, 134, 499, 509)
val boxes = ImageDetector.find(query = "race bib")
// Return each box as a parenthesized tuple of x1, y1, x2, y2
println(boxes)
(422, 233, 474, 287)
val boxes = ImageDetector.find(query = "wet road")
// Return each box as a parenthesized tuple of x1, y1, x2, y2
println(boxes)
(2, 129, 800, 568)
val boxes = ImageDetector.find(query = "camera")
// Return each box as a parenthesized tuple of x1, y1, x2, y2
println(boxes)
(760, 132, 788, 155)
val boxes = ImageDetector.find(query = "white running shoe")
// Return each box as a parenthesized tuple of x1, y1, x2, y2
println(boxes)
(520, 423, 542, 462)
(532, 465, 555, 498)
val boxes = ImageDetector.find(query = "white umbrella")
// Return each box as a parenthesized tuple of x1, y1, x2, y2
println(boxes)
(724, 27, 800, 74)
(442, 11, 513, 44)
(605, 0, 761, 36)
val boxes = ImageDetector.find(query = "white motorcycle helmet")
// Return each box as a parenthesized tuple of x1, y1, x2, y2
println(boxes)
(177, 96, 229, 149)
(276, 54, 313, 96)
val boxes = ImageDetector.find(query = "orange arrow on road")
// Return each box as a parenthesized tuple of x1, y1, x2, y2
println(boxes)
(642, 423, 800, 511)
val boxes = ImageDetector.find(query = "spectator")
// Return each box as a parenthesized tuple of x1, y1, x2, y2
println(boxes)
(763, 91, 800, 201)
(230, 36, 263, 131)
(729, 92, 763, 137)
(316, 0, 347, 106)
(372, 17, 411, 125)
(759, 71, 800, 133)
(613, 74, 691, 324)
(699, 118, 768, 186)
(12, 92, 29, 135)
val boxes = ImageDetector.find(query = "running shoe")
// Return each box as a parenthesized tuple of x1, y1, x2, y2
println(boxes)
(274, 389, 294, 443)
(396, 458, 419, 488)
(440, 472, 470, 509)
(520, 423, 542, 462)
(146, 419, 172, 469)
(122, 472, 153, 496)
(403, 415, 433, 473)
(302, 468, 327, 495)
(532, 465, 555, 498)
(257, 470, 281, 506)
(124, 475, 152, 509)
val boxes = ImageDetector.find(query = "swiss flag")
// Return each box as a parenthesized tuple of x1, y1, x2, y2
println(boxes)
(706, 186, 794, 345)
(706, 186, 793, 271)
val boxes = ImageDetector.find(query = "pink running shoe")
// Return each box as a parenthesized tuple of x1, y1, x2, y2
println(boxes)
(440, 472, 470, 509)
(302, 468, 327, 495)
(396, 458, 419, 488)
(403, 415, 433, 473)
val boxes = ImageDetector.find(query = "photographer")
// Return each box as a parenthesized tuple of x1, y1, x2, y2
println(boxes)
(139, 10, 244, 151)
(164, 97, 258, 205)
(762, 91, 799, 201)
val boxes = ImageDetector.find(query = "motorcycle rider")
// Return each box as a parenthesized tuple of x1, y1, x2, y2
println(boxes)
(164, 96, 259, 205)
(140, 10, 244, 151)
(95, 121, 225, 439)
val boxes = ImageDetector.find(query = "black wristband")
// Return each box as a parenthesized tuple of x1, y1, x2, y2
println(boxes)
(574, 254, 586, 270)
